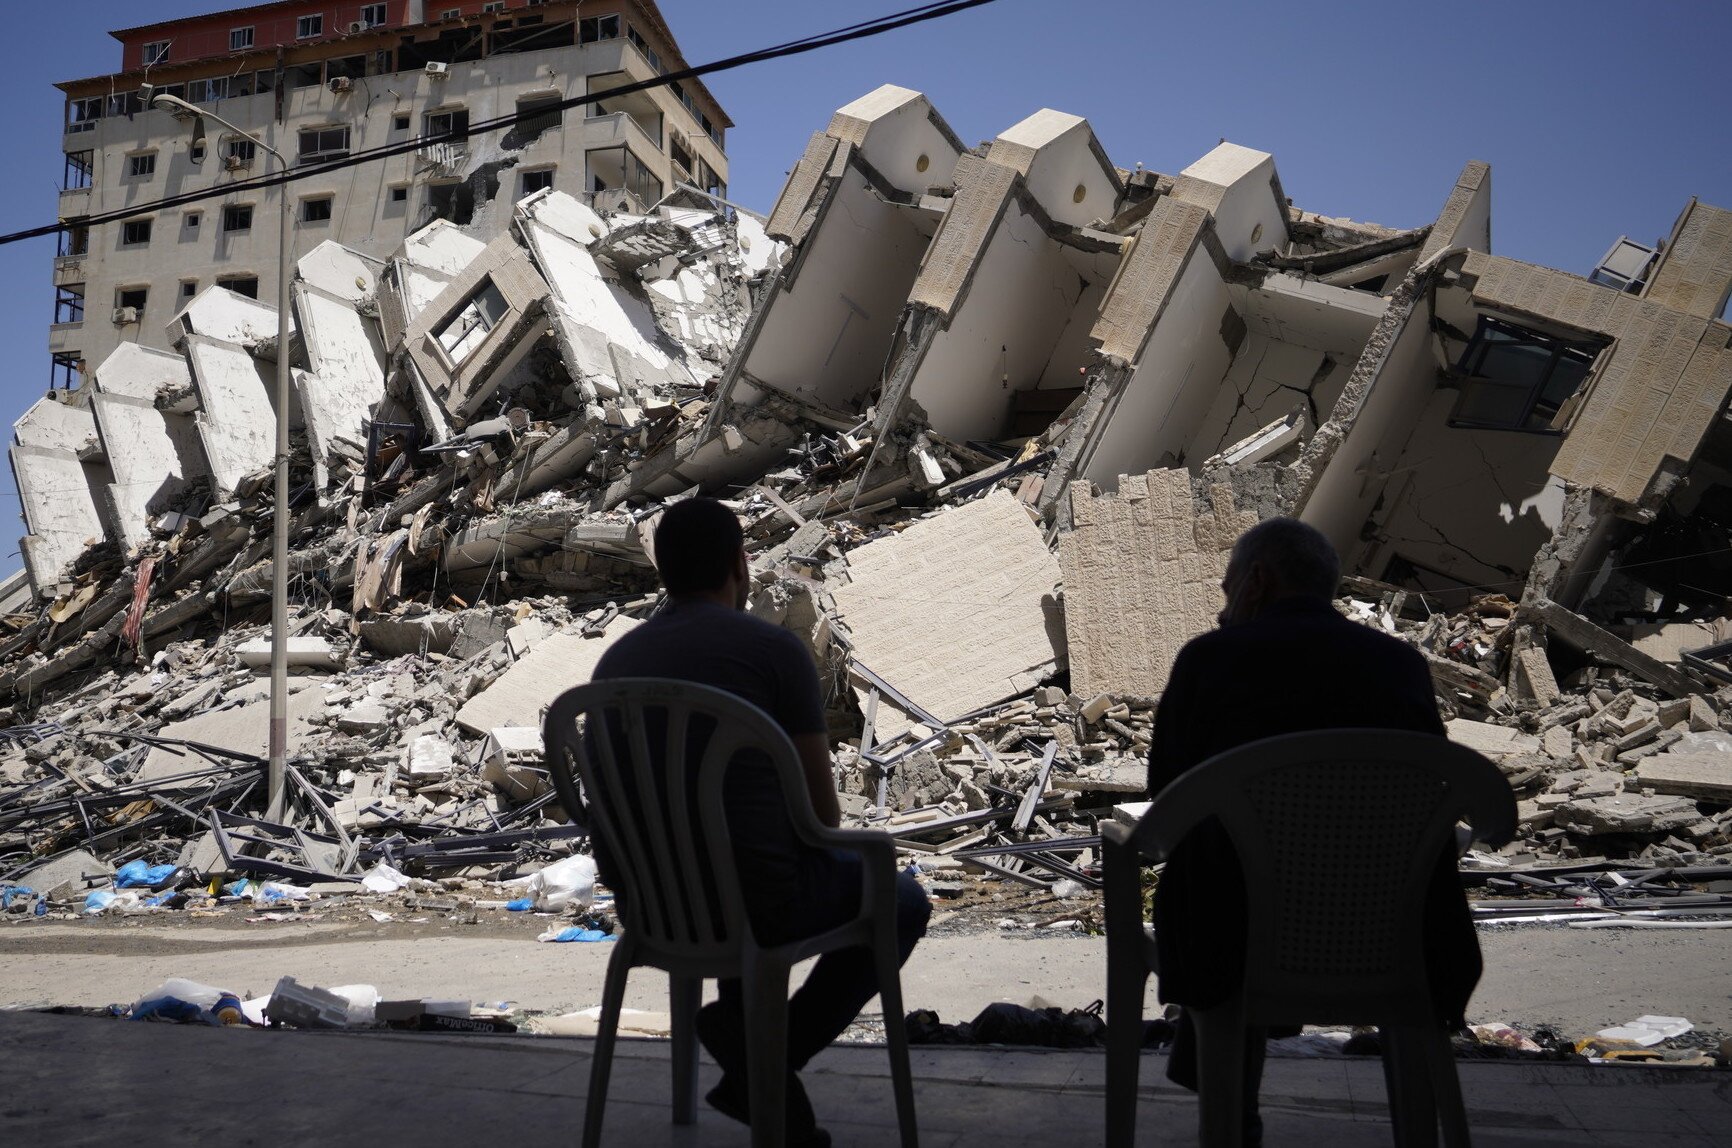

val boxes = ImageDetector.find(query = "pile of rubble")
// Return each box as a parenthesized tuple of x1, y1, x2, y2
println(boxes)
(5, 85, 1732, 920)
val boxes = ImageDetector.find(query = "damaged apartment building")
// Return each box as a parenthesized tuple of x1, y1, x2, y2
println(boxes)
(5, 83, 1732, 893)
(48, 0, 729, 388)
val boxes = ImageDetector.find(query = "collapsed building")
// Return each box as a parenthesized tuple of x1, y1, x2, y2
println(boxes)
(4, 86, 1732, 903)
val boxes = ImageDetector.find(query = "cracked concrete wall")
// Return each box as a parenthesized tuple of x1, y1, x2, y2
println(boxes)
(186, 335, 280, 499)
(10, 445, 110, 592)
(1060, 468, 1255, 698)
(832, 489, 1064, 736)
(294, 281, 389, 494)
(1418, 161, 1492, 263)
(13, 396, 97, 453)
(1643, 198, 1732, 320)
(1462, 251, 1732, 507)
(169, 286, 293, 349)
(1354, 387, 1566, 601)
(90, 343, 192, 402)
(742, 169, 933, 413)
(1081, 224, 1235, 488)
(909, 199, 1092, 441)
(89, 392, 206, 552)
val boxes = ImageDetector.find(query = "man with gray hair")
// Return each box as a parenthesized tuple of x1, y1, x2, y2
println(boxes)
(1146, 517, 1477, 1144)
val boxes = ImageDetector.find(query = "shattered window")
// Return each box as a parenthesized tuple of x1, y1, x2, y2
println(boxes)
(580, 15, 620, 43)
(218, 275, 259, 299)
(67, 97, 103, 133)
(1449, 317, 1598, 434)
(64, 151, 93, 190)
(54, 285, 85, 325)
(298, 125, 352, 165)
(435, 280, 510, 364)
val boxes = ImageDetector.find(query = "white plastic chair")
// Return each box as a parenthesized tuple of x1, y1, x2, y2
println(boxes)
(1102, 729, 1515, 1147)
(544, 677, 920, 1148)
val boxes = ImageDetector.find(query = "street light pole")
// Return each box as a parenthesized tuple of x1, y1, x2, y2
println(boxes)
(152, 93, 294, 821)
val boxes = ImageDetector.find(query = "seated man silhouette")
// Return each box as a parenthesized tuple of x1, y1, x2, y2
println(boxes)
(1147, 518, 1477, 1145)
(592, 497, 930, 1147)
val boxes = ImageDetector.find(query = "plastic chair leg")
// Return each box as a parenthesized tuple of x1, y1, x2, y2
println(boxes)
(582, 943, 635, 1148)
(872, 925, 920, 1147)
(1191, 1000, 1246, 1148)
(669, 975, 702, 1125)
(1104, 956, 1150, 1148)
(1422, 1027, 1470, 1148)
(1382, 1025, 1439, 1148)
(742, 951, 791, 1148)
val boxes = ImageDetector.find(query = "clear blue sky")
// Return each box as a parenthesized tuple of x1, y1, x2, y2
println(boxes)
(1, 0, 1728, 577)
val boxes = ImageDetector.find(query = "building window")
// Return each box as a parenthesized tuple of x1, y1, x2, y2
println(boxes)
(231, 27, 255, 51)
(127, 152, 157, 179)
(390, 185, 409, 202)
(224, 138, 257, 169)
(393, 113, 411, 131)
(426, 182, 475, 225)
(436, 280, 509, 363)
(1449, 316, 1600, 434)
(441, 7, 461, 19)
(116, 286, 148, 313)
(425, 108, 469, 139)
(61, 224, 90, 257)
(360, 3, 388, 27)
(121, 219, 153, 246)
(626, 25, 661, 71)
(579, 14, 620, 43)
(483, 1, 506, 11)
(64, 151, 93, 190)
(191, 140, 207, 163)
(515, 94, 561, 142)
(222, 204, 254, 232)
(54, 285, 85, 325)
(217, 275, 260, 299)
(184, 211, 201, 231)
(142, 41, 171, 66)
(520, 168, 554, 197)
(188, 76, 231, 103)
(298, 15, 325, 38)
(298, 125, 352, 164)
(51, 352, 83, 390)
(68, 97, 102, 133)
(302, 196, 334, 223)
(181, 280, 199, 300)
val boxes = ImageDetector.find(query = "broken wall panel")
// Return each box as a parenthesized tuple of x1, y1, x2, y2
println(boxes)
(453, 617, 641, 735)
(91, 343, 194, 403)
(1089, 198, 1211, 366)
(1417, 160, 1492, 263)
(89, 393, 207, 551)
(293, 282, 388, 494)
(186, 335, 280, 499)
(1643, 198, 1732, 319)
(831, 490, 1064, 734)
(1060, 469, 1254, 698)
(9, 445, 108, 591)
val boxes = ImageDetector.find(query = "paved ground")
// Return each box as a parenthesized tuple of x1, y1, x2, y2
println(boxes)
(2, 1008, 1728, 1147)
(2, 918, 1727, 1039)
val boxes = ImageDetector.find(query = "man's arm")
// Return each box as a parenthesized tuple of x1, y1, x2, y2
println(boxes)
(794, 732, 842, 828)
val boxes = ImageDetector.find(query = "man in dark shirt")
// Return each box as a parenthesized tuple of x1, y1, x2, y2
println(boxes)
(592, 498, 929, 1147)
(1147, 517, 1477, 1143)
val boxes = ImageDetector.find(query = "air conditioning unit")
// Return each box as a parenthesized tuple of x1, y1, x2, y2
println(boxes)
(223, 154, 248, 172)
(329, 76, 353, 93)
(347, 20, 365, 33)
(425, 61, 450, 77)
(112, 306, 139, 325)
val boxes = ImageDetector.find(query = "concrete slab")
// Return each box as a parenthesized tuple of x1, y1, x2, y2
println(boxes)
(453, 616, 641, 735)
(832, 491, 1064, 736)
(135, 678, 327, 787)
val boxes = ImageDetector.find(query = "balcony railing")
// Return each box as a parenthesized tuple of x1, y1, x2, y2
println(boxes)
(417, 141, 468, 176)
(584, 110, 663, 158)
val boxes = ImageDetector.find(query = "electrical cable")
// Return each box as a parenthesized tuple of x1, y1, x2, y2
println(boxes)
(1, 0, 1002, 247)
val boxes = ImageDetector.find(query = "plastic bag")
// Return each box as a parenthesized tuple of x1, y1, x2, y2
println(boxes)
(130, 978, 247, 1026)
(83, 889, 144, 915)
(360, 863, 411, 894)
(114, 860, 181, 889)
(536, 926, 615, 943)
(519, 855, 597, 911)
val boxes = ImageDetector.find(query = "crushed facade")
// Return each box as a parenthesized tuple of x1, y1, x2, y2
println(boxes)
(4, 84, 1732, 909)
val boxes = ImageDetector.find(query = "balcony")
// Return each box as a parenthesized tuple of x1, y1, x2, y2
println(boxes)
(584, 110, 663, 161)
(53, 256, 86, 287)
(59, 187, 90, 216)
(575, 39, 659, 86)
(417, 140, 469, 178)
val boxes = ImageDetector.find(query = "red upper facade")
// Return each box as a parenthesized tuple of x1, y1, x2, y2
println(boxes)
(113, 1, 414, 71)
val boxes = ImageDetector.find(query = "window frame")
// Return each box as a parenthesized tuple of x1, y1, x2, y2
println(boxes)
(435, 279, 510, 364)
(222, 203, 255, 233)
(579, 14, 620, 43)
(126, 152, 157, 179)
(230, 26, 255, 51)
(360, 3, 388, 28)
(216, 275, 260, 299)
(142, 41, 171, 66)
(519, 167, 555, 197)
(301, 196, 334, 223)
(120, 219, 153, 246)
(298, 125, 353, 165)
(1448, 315, 1601, 435)
(116, 286, 149, 313)
(297, 14, 325, 38)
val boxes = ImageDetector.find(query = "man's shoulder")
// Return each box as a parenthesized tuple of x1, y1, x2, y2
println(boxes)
(1179, 603, 1425, 667)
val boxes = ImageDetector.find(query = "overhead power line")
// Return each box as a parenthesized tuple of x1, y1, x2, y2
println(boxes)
(0, 0, 1002, 248)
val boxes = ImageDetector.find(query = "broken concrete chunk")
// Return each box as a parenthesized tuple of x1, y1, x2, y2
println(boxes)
(1552, 793, 1701, 837)
(236, 636, 343, 669)
(1445, 719, 1541, 760)
(19, 849, 113, 900)
(1634, 751, 1732, 803)
(483, 727, 547, 802)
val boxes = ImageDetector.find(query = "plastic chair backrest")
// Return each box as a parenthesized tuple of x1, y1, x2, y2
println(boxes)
(1134, 729, 1514, 1019)
(544, 678, 806, 963)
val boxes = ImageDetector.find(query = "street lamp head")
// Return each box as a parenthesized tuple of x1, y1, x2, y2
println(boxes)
(150, 93, 206, 157)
